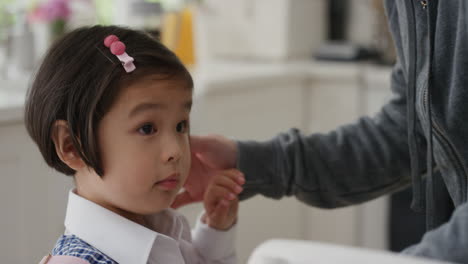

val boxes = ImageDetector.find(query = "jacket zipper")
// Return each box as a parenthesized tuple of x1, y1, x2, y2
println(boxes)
(421, 1, 428, 10)
(422, 86, 468, 200)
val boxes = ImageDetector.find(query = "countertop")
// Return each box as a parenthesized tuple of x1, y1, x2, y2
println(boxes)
(0, 60, 392, 125)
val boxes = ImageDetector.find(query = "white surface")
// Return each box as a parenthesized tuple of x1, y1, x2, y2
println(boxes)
(247, 239, 451, 264)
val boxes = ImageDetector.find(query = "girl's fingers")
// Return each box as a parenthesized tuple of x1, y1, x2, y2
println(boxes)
(222, 169, 246, 185)
(205, 185, 236, 214)
(202, 168, 243, 230)
(212, 173, 244, 195)
(204, 170, 243, 214)
(208, 199, 238, 230)
(211, 168, 245, 186)
(209, 199, 230, 223)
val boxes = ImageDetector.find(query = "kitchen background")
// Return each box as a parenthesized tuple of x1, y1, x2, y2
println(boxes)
(0, 0, 424, 263)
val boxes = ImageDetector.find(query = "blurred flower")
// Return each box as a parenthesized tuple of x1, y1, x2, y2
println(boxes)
(28, 0, 71, 23)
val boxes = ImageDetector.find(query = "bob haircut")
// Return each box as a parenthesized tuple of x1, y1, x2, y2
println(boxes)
(25, 25, 193, 176)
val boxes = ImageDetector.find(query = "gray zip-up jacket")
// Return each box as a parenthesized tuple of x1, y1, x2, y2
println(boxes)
(237, 1, 468, 262)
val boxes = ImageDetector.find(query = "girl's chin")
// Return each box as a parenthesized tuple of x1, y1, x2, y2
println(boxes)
(139, 203, 173, 215)
(126, 194, 177, 216)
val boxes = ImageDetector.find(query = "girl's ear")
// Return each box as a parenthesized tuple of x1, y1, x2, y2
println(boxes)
(51, 120, 85, 171)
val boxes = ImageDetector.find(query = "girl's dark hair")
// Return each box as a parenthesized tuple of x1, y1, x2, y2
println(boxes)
(25, 25, 193, 176)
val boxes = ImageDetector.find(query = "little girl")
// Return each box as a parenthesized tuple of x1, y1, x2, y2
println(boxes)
(26, 25, 245, 264)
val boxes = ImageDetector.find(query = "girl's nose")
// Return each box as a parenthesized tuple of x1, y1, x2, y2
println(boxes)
(167, 154, 179, 162)
(162, 138, 182, 163)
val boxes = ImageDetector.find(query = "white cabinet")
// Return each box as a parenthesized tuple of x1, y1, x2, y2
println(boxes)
(302, 66, 393, 250)
(186, 73, 308, 264)
(301, 68, 364, 248)
(0, 119, 73, 263)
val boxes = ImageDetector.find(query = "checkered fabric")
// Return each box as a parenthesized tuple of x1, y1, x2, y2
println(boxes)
(52, 235, 117, 264)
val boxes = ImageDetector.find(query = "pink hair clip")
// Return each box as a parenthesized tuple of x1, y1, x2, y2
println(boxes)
(104, 35, 136, 73)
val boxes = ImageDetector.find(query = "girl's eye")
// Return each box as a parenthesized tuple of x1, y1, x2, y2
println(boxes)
(138, 124, 156, 135)
(176, 120, 189, 133)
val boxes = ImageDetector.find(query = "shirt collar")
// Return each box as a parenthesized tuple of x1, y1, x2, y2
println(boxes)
(64, 189, 183, 264)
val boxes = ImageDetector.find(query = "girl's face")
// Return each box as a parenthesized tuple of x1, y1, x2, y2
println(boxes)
(76, 75, 192, 221)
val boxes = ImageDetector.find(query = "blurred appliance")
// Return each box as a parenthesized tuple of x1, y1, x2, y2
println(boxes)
(314, 42, 376, 61)
(315, 0, 395, 64)
(328, 0, 348, 40)
(194, 0, 327, 62)
(113, 0, 162, 29)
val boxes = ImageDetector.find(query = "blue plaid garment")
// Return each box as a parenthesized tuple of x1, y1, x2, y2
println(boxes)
(52, 235, 118, 264)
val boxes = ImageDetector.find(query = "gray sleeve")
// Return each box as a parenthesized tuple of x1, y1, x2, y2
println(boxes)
(237, 60, 424, 208)
(402, 202, 468, 263)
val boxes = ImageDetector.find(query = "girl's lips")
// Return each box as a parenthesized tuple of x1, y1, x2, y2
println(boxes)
(155, 173, 180, 190)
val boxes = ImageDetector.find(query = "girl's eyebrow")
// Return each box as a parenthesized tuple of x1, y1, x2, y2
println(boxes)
(128, 101, 192, 118)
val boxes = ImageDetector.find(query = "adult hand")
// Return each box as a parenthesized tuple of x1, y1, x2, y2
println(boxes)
(171, 135, 244, 209)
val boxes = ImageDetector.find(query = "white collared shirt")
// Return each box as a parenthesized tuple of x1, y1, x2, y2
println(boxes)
(63, 190, 236, 264)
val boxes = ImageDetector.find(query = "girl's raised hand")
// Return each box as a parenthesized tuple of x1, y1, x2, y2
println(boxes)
(202, 169, 244, 230)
